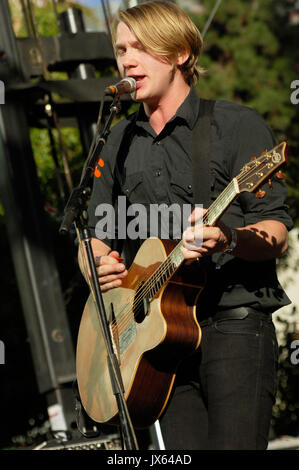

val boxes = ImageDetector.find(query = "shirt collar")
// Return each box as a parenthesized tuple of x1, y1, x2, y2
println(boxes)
(172, 86, 201, 130)
(134, 86, 201, 132)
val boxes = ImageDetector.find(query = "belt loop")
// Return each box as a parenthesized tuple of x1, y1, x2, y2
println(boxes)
(199, 316, 213, 328)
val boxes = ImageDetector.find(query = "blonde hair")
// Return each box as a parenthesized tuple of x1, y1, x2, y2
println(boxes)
(112, 1, 205, 86)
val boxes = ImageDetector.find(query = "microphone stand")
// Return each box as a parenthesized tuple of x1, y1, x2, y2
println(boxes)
(59, 95, 139, 451)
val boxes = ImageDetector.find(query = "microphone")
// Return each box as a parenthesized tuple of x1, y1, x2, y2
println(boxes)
(104, 77, 136, 97)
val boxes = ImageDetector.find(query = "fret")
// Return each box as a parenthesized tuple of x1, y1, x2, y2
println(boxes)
(162, 270, 167, 284)
(146, 247, 183, 299)
(170, 246, 184, 268)
(165, 264, 171, 278)
(148, 285, 154, 300)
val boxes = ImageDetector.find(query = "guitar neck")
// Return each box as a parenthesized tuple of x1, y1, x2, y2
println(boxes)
(146, 178, 240, 300)
(202, 178, 239, 226)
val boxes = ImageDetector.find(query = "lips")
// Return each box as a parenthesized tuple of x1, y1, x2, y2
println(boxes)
(129, 75, 146, 89)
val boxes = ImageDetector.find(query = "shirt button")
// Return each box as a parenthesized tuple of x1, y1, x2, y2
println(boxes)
(156, 170, 161, 176)
(188, 184, 192, 189)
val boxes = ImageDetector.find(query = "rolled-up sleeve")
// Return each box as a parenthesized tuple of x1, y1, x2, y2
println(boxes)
(229, 108, 293, 231)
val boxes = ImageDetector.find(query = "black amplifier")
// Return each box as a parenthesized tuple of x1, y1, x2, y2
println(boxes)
(32, 433, 121, 450)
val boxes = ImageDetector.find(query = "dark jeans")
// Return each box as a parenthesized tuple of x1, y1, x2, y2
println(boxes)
(159, 311, 278, 450)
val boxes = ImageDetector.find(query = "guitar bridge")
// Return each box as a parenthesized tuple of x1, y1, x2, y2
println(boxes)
(109, 302, 137, 358)
(119, 322, 136, 355)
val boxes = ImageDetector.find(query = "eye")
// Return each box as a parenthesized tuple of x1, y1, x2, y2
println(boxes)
(116, 47, 126, 57)
(137, 42, 146, 52)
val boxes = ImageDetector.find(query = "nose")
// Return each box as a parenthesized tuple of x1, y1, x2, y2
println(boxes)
(119, 49, 138, 73)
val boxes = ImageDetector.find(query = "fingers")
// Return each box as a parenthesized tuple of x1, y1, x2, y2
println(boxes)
(188, 206, 207, 224)
(93, 251, 128, 292)
(183, 224, 203, 251)
(99, 268, 128, 292)
(182, 225, 227, 259)
(98, 261, 127, 276)
(109, 250, 125, 262)
(181, 243, 210, 260)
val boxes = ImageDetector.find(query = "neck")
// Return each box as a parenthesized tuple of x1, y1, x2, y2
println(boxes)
(145, 80, 190, 135)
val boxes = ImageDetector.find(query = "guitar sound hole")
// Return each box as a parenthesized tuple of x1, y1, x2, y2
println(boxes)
(133, 281, 149, 324)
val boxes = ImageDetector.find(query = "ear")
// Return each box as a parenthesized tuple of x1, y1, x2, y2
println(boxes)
(176, 50, 190, 66)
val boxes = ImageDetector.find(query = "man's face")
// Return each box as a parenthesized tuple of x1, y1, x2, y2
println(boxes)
(115, 21, 178, 107)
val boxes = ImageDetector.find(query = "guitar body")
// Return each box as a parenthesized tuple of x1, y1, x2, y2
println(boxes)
(76, 238, 204, 428)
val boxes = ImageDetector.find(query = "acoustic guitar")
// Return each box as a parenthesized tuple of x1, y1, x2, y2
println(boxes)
(76, 142, 288, 428)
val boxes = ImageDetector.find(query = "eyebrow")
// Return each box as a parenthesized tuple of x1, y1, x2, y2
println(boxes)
(115, 39, 142, 50)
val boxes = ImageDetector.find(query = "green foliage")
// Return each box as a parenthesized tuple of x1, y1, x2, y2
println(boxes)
(194, 0, 296, 131)
(30, 127, 83, 211)
(9, 0, 58, 37)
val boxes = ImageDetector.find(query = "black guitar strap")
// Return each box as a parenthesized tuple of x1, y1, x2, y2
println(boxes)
(192, 98, 216, 209)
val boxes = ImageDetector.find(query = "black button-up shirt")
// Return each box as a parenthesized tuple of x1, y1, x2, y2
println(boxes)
(88, 87, 293, 315)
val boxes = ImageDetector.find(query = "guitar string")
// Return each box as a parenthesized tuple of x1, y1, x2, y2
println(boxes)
(110, 153, 278, 334)
(110, 153, 280, 334)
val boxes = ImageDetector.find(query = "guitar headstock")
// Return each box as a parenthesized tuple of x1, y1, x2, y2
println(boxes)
(237, 142, 288, 196)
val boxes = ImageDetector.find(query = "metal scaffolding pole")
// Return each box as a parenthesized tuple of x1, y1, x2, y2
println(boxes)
(0, 0, 76, 432)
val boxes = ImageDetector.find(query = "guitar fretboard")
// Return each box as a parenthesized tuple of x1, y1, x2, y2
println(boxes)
(205, 179, 238, 225)
(146, 246, 184, 300)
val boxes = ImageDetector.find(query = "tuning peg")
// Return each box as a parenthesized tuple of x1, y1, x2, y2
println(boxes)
(256, 190, 266, 199)
(268, 178, 272, 189)
(275, 170, 285, 180)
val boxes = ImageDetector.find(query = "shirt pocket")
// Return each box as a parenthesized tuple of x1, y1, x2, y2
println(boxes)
(169, 172, 193, 204)
(121, 171, 146, 204)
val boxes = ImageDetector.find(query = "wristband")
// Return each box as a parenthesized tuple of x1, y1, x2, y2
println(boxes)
(223, 228, 237, 255)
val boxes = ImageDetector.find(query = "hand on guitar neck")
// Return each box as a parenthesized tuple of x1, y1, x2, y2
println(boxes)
(181, 206, 288, 262)
(182, 207, 233, 260)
